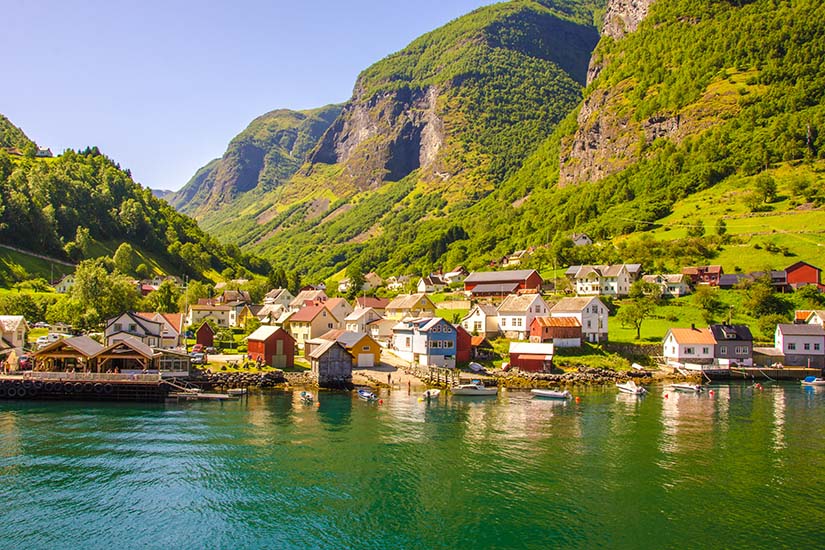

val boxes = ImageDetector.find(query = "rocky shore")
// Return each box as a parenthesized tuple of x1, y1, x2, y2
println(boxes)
(197, 370, 286, 389)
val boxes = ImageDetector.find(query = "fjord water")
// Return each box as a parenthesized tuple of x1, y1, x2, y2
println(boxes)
(1, 384, 824, 549)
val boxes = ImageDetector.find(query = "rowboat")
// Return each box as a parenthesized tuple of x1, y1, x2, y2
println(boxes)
(451, 381, 497, 396)
(669, 383, 703, 393)
(299, 391, 314, 404)
(801, 376, 825, 386)
(227, 388, 247, 396)
(357, 388, 378, 401)
(422, 388, 441, 400)
(616, 380, 647, 395)
(531, 389, 572, 400)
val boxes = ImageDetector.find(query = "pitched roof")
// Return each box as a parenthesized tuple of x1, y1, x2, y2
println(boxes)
(325, 298, 351, 310)
(189, 304, 230, 311)
(532, 316, 580, 328)
(498, 293, 543, 313)
(796, 310, 814, 322)
(509, 342, 555, 355)
(469, 282, 520, 294)
(34, 335, 104, 357)
(94, 337, 158, 359)
(667, 327, 716, 345)
(346, 307, 380, 322)
(317, 329, 370, 348)
(786, 261, 821, 273)
(777, 323, 825, 336)
(290, 289, 327, 307)
(470, 335, 491, 347)
(386, 293, 433, 311)
(247, 326, 293, 342)
(356, 297, 390, 309)
(308, 339, 342, 360)
(709, 324, 753, 342)
(288, 304, 337, 323)
(265, 288, 292, 301)
(106, 311, 162, 336)
(464, 269, 539, 284)
(550, 297, 602, 313)
(0, 315, 26, 332)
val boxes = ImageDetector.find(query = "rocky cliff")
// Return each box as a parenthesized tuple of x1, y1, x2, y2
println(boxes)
(167, 105, 342, 218)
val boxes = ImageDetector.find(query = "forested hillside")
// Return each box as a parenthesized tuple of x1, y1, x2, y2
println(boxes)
(0, 138, 270, 283)
(0, 115, 36, 151)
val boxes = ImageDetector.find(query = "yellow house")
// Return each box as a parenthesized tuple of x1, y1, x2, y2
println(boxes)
(384, 293, 437, 320)
(284, 304, 341, 349)
(307, 329, 382, 368)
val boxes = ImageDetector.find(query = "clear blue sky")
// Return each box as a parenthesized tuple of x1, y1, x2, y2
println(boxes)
(2, 0, 498, 191)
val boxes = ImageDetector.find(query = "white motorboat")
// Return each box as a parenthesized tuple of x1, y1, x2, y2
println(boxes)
(451, 381, 498, 396)
(299, 390, 314, 404)
(670, 383, 703, 393)
(422, 388, 441, 400)
(801, 376, 825, 386)
(531, 389, 572, 400)
(616, 380, 647, 395)
(227, 388, 247, 396)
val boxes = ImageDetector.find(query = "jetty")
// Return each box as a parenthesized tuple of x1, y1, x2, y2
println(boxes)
(0, 372, 171, 402)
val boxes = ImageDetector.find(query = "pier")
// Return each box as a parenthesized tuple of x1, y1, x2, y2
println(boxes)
(0, 372, 171, 402)
(699, 367, 821, 382)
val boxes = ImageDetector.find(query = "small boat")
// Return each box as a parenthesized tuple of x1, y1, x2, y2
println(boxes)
(227, 388, 247, 396)
(531, 388, 572, 400)
(299, 391, 314, 403)
(616, 380, 647, 395)
(422, 388, 441, 400)
(670, 383, 703, 393)
(801, 376, 825, 386)
(357, 388, 378, 401)
(451, 381, 497, 396)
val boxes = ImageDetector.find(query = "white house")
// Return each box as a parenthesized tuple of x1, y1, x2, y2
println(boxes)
(566, 264, 642, 297)
(186, 304, 230, 328)
(804, 310, 825, 326)
(549, 297, 609, 343)
(461, 303, 499, 338)
(642, 274, 691, 297)
(386, 275, 411, 292)
(443, 266, 469, 285)
(105, 311, 162, 347)
(263, 288, 295, 308)
(662, 326, 717, 367)
(775, 324, 825, 368)
(345, 307, 383, 334)
(54, 274, 75, 294)
(571, 233, 592, 247)
(497, 293, 549, 340)
(0, 316, 28, 354)
(417, 275, 447, 294)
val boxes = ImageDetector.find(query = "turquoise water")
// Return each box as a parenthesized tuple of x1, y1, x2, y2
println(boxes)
(1, 383, 824, 549)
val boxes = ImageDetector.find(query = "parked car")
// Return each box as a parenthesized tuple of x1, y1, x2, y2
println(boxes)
(35, 333, 63, 348)
(17, 355, 32, 370)
(205, 346, 217, 354)
(191, 344, 204, 353)
(190, 352, 206, 365)
(33, 322, 50, 328)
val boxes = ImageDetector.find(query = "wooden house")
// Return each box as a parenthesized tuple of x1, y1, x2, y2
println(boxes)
(310, 341, 352, 388)
(508, 342, 554, 372)
(455, 324, 472, 364)
(105, 312, 162, 347)
(529, 317, 582, 347)
(464, 269, 543, 297)
(33, 335, 103, 372)
(195, 321, 215, 347)
(246, 326, 295, 368)
(307, 329, 381, 368)
(384, 293, 437, 320)
(785, 261, 822, 289)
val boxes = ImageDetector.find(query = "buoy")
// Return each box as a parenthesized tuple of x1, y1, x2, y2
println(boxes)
(709, 390, 715, 396)
(575, 396, 581, 403)
(418, 398, 424, 402)
(665, 394, 669, 399)
(315, 402, 320, 407)
(378, 399, 383, 404)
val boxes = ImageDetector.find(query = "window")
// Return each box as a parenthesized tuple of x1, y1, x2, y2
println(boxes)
(685, 347, 694, 354)
(587, 320, 592, 328)
(702, 347, 709, 354)
(432, 325, 440, 333)
(443, 327, 451, 333)
(444, 341, 454, 349)
(515, 318, 522, 327)
(788, 343, 796, 351)
(473, 322, 482, 332)
(114, 323, 122, 332)
(405, 337, 411, 347)
(804, 343, 811, 351)
(720, 346, 728, 355)
(535, 305, 541, 313)
(129, 324, 137, 332)
(328, 323, 333, 329)
(362, 346, 370, 351)
(816, 344, 821, 351)
(501, 318, 507, 327)
(735, 346, 748, 355)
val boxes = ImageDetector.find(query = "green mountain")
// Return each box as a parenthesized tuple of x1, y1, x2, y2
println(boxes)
(179, 0, 825, 283)
(0, 114, 36, 151)
(0, 122, 270, 283)
(183, 0, 603, 276)
(167, 105, 343, 223)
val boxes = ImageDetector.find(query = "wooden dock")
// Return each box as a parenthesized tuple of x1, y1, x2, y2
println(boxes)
(0, 373, 170, 402)
(703, 367, 821, 381)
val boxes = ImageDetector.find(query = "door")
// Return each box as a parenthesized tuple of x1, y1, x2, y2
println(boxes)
(357, 353, 374, 367)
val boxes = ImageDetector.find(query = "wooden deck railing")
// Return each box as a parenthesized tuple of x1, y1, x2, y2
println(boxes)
(4, 372, 163, 383)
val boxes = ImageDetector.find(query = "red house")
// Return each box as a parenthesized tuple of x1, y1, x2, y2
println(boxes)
(455, 324, 472, 364)
(463, 269, 543, 297)
(529, 317, 582, 346)
(247, 326, 296, 368)
(786, 261, 822, 289)
(195, 321, 215, 347)
(681, 265, 724, 286)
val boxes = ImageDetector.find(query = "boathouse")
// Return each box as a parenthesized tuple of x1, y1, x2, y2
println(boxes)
(195, 321, 215, 348)
(508, 342, 554, 372)
(310, 340, 352, 388)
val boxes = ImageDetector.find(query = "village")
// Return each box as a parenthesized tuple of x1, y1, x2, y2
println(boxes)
(0, 243, 823, 401)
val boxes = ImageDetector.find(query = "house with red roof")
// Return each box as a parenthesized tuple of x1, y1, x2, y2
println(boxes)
(137, 312, 183, 349)
(529, 317, 582, 348)
(283, 304, 341, 349)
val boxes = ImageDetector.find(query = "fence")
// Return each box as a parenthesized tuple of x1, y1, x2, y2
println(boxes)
(10, 372, 162, 383)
